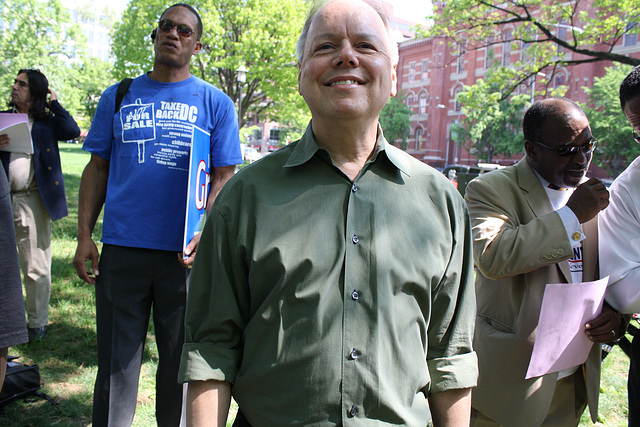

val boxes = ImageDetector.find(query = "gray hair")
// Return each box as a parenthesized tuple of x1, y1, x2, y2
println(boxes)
(295, 0, 399, 65)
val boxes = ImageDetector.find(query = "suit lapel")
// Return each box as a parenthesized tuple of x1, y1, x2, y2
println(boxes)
(516, 159, 572, 283)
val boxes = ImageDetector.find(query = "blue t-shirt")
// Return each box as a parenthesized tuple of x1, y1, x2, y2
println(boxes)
(84, 74, 242, 251)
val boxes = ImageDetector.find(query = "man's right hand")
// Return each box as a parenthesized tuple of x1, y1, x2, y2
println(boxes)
(73, 238, 100, 284)
(565, 177, 609, 223)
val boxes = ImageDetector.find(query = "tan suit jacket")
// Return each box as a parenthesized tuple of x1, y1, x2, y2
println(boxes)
(465, 159, 600, 427)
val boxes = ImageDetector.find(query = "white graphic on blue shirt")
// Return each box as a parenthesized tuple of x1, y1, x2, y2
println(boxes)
(569, 245, 583, 273)
(120, 100, 156, 163)
(119, 100, 199, 169)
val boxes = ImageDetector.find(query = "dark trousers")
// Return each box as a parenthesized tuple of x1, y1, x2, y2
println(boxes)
(630, 333, 640, 427)
(92, 245, 187, 427)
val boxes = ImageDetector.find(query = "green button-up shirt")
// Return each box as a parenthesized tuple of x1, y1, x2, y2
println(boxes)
(179, 124, 477, 426)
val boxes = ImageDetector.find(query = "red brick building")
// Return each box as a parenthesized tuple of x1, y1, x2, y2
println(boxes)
(396, 5, 640, 175)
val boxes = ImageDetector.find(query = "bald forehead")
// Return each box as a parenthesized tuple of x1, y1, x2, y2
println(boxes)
(304, 0, 390, 51)
(542, 101, 585, 125)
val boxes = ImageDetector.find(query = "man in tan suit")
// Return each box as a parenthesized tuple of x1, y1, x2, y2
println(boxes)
(465, 98, 624, 427)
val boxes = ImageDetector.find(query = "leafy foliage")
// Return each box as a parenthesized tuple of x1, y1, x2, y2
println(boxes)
(453, 79, 531, 163)
(0, 0, 117, 128)
(111, 0, 310, 130)
(582, 64, 638, 176)
(423, 0, 640, 97)
(379, 91, 412, 149)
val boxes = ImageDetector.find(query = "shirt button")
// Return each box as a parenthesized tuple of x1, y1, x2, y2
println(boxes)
(350, 405, 357, 417)
(352, 185, 358, 193)
(349, 348, 359, 360)
(572, 232, 582, 241)
(352, 235, 359, 244)
(46, 148, 51, 152)
(351, 290, 359, 300)
(47, 166, 52, 171)
(54, 181, 59, 185)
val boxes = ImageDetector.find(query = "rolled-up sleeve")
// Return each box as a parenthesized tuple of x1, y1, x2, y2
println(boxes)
(427, 194, 478, 393)
(178, 204, 249, 383)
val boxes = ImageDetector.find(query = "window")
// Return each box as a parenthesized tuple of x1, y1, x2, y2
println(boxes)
(624, 22, 638, 47)
(553, 72, 566, 88)
(415, 128, 423, 150)
(409, 62, 416, 82)
(520, 26, 535, 63)
(421, 60, 429, 80)
(252, 128, 263, 144)
(456, 44, 465, 74)
(502, 30, 512, 66)
(483, 35, 494, 70)
(269, 128, 280, 143)
(454, 87, 462, 112)
(419, 93, 427, 115)
(556, 21, 568, 54)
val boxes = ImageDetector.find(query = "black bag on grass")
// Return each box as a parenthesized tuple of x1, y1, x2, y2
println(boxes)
(0, 356, 52, 408)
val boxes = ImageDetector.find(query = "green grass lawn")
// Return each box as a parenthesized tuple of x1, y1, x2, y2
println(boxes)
(1, 144, 630, 425)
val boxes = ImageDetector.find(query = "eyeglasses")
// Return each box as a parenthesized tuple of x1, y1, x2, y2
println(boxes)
(633, 130, 640, 144)
(534, 138, 598, 157)
(158, 19, 194, 38)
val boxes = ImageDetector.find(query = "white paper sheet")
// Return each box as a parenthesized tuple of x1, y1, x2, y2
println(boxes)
(0, 113, 33, 154)
(526, 277, 609, 379)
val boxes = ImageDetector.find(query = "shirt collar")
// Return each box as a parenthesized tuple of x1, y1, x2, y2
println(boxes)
(284, 121, 411, 176)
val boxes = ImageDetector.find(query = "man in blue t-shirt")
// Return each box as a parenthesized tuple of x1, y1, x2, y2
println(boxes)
(72, 3, 242, 425)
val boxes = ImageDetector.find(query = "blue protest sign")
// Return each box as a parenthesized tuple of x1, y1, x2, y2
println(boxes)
(183, 126, 210, 257)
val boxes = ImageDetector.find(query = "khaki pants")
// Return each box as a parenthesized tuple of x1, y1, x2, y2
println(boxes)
(12, 190, 51, 329)
(472, 370, 588, 427)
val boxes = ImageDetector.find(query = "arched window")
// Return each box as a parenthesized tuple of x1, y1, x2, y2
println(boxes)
(553, 71, 567, 88)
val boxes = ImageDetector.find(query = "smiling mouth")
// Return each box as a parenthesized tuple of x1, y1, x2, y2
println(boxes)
(328, 80, 362, 86)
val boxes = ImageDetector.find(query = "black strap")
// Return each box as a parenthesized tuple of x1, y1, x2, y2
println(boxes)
(114, 78, 134, 114)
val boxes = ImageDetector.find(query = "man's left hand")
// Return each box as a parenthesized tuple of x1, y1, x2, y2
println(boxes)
(178, 233, 201, 267)
(585, 305, 623, 343)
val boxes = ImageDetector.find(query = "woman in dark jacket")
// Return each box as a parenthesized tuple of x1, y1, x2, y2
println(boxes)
(0, 69, 80, 342)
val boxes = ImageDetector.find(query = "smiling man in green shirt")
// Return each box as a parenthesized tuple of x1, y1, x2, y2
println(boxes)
(178, 0, 478, 425)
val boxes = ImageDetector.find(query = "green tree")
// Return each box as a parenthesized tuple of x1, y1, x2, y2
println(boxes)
(379, 91, 412, 149)
(66, 58, 118, 129)
(0, 0, 115, 128)
(582, 64, 638, 176)
(424, 0, 640, 97)
(111, 0, 310, 130)
(453, 79, 531, 163)
(0, 0, 84, 104)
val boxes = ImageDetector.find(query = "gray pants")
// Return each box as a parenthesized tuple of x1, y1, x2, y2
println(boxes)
(12, 190, 51, 329)
(92, 244, 187, 427)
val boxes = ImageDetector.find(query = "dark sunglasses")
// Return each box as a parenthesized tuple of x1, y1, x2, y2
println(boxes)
(534, 138, 598, 157)
(158, 19, 194, 38)
(633, 130, 640, 144)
